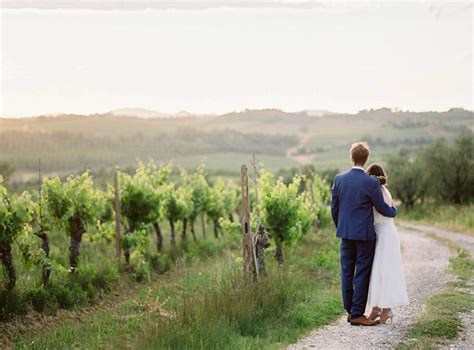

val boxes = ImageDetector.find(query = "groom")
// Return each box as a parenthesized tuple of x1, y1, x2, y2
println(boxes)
(330, 142, 397, 326)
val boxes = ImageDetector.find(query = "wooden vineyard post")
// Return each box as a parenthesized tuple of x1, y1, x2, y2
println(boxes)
(114, 169, 121, 266)
(241, 165, 253, 280)
(308, 176, 320, 231)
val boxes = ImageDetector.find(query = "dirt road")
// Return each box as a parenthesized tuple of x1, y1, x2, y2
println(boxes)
(288, 224, 464, 349)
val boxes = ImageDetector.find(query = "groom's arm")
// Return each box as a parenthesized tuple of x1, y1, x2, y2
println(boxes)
(369, 180, 397, 217)
(330, 177, 339, 227)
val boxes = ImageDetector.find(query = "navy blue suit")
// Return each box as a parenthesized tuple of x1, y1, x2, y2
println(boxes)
(331, 168, 397, 318)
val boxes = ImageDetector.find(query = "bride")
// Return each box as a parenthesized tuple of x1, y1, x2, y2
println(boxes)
(365, 163, 409, 324)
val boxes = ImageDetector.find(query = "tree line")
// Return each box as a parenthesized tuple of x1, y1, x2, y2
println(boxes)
(386, 134, 473, 208)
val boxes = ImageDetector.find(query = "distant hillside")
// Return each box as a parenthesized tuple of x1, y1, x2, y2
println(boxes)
(302, 110, 340, 117)
(0, 108, 471, 182)
(107, 108, 215, 119)
(220, 108, 340, 119)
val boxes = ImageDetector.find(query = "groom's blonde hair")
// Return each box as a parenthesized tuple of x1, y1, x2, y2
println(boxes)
(350, 142, 370, 166)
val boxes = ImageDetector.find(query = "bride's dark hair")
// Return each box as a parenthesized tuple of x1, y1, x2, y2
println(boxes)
(366, 163, 387, 185)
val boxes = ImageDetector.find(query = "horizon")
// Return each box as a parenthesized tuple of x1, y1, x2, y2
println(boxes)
(1, 105, 472, 119)
(1, 2, 472, 117)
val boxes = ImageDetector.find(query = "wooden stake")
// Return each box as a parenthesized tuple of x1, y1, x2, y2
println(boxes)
(241, 165, 253, 280)
(251, 153, 259, 213)
(114, 169, 121, 264)
(308, 175, 320, 231)
(38, 159, 43, 227)
(309, 176, 315, 205)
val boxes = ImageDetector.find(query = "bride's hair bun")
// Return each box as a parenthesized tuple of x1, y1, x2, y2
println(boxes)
(365, 163, 388, 185)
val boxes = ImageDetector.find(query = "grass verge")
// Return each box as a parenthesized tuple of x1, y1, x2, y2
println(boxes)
(397, 204, 474, 236)
(396, 234, 474, 349)
(0, 231, 240, 346)
(13, 227, 343, 349)
(0, 222, 238, 322)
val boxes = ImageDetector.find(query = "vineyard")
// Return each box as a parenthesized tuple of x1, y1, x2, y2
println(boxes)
(0, 160, 330, 322)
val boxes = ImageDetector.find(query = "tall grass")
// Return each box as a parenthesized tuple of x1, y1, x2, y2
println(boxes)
(13, 228, 343, 349)
(140, 270, 297, 349)
(0, 223, 238, 321)
(398, 203, 474, 235)
(138, 229, 343, 349)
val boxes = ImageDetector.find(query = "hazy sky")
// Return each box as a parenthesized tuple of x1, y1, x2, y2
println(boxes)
(1, 1, 472, 117)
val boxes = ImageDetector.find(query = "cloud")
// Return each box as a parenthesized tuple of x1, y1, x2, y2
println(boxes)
(1, 0, 325, 11)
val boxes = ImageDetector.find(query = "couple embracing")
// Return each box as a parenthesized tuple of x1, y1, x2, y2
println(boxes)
(331, 142, 408, 326)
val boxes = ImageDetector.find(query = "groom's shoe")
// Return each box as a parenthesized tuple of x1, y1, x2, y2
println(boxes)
(347, 314, 351, 323)
(350, 315, 379, 326)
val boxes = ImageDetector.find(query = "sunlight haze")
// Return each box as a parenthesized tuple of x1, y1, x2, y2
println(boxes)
(1, 1, 472, 117)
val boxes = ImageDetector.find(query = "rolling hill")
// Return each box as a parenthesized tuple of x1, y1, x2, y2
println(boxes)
(0, 108, 471, 183)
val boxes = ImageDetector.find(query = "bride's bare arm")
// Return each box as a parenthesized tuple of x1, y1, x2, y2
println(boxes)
(382, 186, 394, 206)
(370, 181, 397, 217)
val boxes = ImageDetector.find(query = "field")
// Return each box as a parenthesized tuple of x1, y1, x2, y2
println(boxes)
(1, 108, 471, 184)
(0, 159, 337, 348)
(1, 108, 473, 349)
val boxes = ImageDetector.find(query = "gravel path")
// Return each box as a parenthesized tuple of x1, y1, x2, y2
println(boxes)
(288, 226, 453, 350)
(400, 223, 474, 350)
(399, 222, 474, 257)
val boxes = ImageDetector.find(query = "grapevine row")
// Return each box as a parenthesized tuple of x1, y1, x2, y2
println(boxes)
(0, 161, 329, 292)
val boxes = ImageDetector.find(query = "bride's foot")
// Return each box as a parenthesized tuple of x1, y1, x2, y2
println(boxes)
(379, 308, 394, 324)
(368, 307, 381, 321)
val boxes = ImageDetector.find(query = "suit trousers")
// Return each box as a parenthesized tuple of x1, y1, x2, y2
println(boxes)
(340, 238, 376, 318)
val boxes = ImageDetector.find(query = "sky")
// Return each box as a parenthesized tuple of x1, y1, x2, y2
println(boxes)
(0, 1, 472, 117)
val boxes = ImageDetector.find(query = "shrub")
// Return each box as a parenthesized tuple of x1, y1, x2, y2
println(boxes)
(150, 253, 172, 274)
(46, 282, 75, 309)
(131, 260, 151, 282)
(46, 279, 91, 310)
(92, 263, 119, 290)
(196, 240, 218, 258)
(0, 288, 28, 320)
(27, 287, 51, 312)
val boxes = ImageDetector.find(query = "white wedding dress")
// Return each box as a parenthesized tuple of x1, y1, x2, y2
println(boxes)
(367, 186, 409, 308)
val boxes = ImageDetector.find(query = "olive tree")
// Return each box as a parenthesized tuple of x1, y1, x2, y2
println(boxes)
(385, 149, 428, 208)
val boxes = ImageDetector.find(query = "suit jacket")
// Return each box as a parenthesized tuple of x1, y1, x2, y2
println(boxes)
(331, 168, 397, 241)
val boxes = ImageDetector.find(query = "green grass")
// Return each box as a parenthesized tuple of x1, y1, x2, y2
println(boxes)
(397, 289, 474, 349)
(451, 250, 474, 281)
(397, 237, 474, 349)
(13, 227, 343, 349)
(398, 204, 474, 236)
(0, 222, 239, 322)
